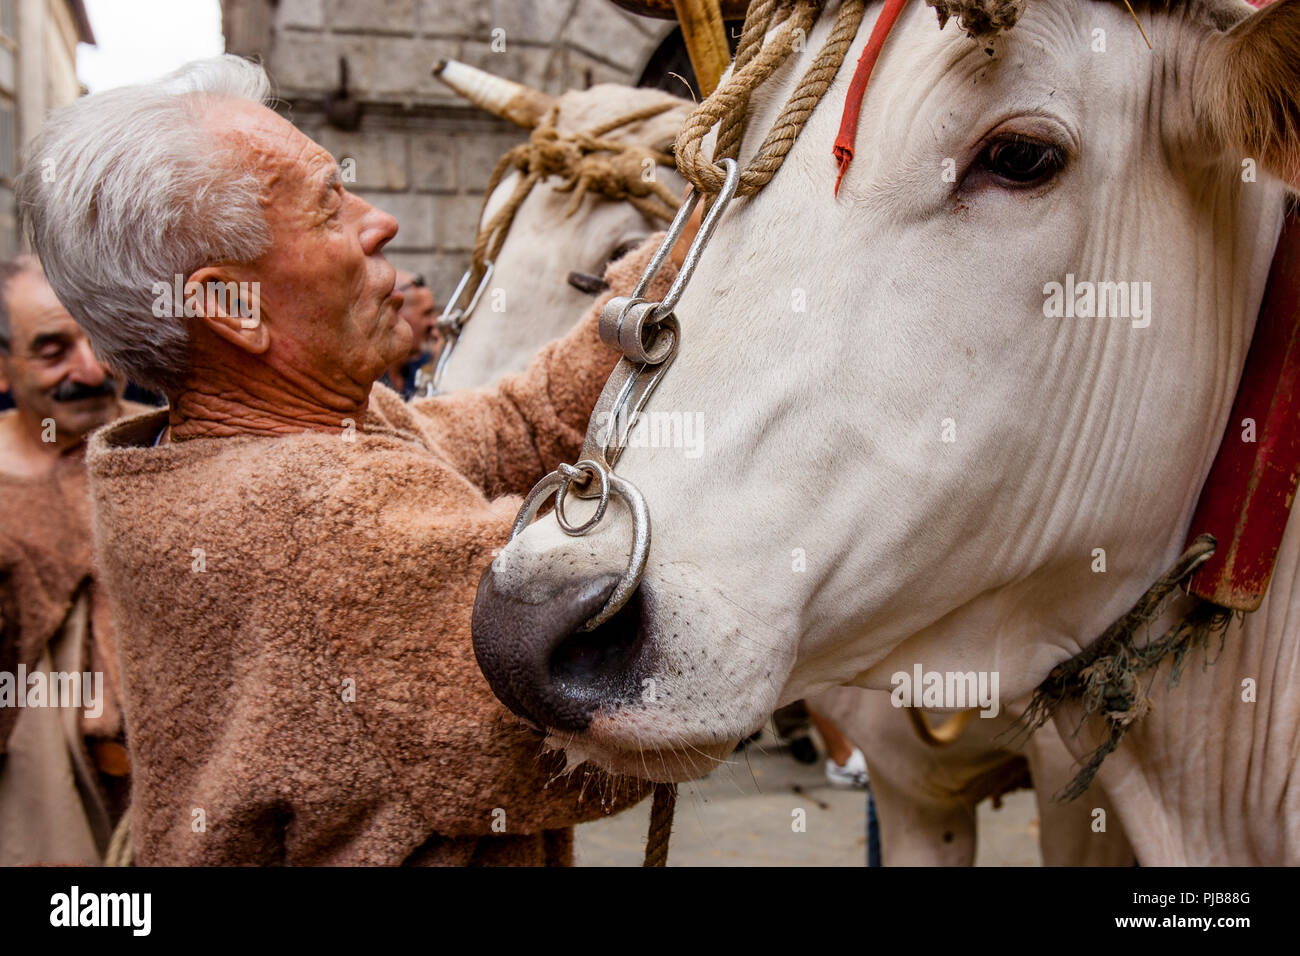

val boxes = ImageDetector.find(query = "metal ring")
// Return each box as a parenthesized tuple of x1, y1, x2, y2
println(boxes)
(430, 261, 496, 392)
(638, 316, 676, 365)
(509, 470, 564, 542)
(617, 301, 676, 365)
(654, 157, 740, 320)
(599, 296, 647, 352)
(580, 472, 650, 631)
(507, 466, 651, 633)
(555, 459, 609, 535)
(428, 332, 460, 394)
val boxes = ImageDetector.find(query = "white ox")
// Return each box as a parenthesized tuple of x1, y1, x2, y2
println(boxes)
(434, 66, 690, 391)
(439, 61, 1117, 864)
(473, 0, 1300, 865)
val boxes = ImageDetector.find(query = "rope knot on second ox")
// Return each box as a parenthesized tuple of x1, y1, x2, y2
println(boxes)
(425, 98, 686, 395)
(473, 102, 684, 278)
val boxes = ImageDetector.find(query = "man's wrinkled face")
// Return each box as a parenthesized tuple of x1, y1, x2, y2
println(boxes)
(395, 272, 438, 361)
(0, 269, 124, 441)
(209, 101, 408, 395)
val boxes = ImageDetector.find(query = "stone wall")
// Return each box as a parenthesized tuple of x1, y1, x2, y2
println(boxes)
(223, 0, 678, 298)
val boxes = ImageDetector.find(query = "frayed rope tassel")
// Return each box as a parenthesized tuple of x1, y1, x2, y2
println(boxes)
(1020, 534, 1235, 800)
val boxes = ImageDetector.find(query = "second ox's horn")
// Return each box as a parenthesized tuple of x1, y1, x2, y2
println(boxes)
(432, 58, 556, 129)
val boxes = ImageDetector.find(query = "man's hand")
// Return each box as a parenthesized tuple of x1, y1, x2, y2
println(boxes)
(669, 193, 704, 268)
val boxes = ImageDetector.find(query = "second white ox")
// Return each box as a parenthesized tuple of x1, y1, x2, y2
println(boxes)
(473, 0, 1300, 865)
(433, 63, 689, 391)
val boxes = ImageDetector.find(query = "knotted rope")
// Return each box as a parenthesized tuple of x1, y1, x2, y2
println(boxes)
(675, 0, 869, 197)
(642, 782, 678, 867)
(469, 101, 683, 282)
(1020, 534, 1233, 799)
(422, 100, 686, 392)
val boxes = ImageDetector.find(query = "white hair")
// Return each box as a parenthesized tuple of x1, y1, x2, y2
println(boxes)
(16, 55, 274, 390)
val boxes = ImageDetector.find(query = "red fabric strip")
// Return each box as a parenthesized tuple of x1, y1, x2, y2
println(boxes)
(833, 0, 911, 195)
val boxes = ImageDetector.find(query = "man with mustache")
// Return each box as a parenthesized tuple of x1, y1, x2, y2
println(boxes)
(380, 270, 440, 399)
(16, 56, 686, 865)
(0, 255, 137, 864)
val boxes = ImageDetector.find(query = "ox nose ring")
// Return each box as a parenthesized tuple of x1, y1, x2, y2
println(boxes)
(508, 458, 650, 632)
(504, 158, 740, 632)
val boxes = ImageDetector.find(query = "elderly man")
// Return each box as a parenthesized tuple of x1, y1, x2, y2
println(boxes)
(0, 255, 135, 864)
(381, 270, 439, 399)
(17, 55, 680, 865)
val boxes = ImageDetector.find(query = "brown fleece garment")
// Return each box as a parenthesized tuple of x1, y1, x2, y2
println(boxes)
(0, 455, 125, 754)
(86, 240, 674, 866)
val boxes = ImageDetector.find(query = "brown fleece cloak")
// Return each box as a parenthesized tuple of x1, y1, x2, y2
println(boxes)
(0, 429, 134, 864)
(86, 244, 673, 866)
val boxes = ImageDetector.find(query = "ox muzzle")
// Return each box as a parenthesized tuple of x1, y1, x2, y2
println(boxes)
(471, 565, 655, 732)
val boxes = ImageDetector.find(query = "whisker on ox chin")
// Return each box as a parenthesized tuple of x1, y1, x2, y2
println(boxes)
(633, 725, 654, 787)
(680, 736, 738, 768)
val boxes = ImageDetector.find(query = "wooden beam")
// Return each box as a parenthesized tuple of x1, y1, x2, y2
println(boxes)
(670, 0, 731, 96)
(609, 1, 750, 19)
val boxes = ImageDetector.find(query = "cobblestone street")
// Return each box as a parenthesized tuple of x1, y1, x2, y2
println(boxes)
(575, 731, 1043, 866)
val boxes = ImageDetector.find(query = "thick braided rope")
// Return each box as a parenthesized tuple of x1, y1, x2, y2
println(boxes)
(468, 100, 682, 279)
(714, 0, 786, 163)
(642, 782, 678, 867)
(676, 0, 867, 197)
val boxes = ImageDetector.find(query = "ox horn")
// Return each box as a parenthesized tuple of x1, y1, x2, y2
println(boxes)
(432, 58, 556, 129)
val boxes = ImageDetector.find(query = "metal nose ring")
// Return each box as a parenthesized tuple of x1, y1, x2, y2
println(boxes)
(508, 460, 650, 632)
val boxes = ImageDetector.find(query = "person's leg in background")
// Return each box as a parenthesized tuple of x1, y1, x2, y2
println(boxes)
(808, 705, 869, 788)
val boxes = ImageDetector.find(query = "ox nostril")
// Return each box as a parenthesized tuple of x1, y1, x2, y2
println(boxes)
(473, 566, 647, 732)
(549, 587, 645, 689)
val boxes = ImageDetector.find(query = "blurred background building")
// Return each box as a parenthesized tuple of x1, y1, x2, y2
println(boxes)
(0, 0, 93, 258)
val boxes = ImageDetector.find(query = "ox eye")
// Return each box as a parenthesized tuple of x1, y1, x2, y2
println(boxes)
(977, 135, 1065, 186)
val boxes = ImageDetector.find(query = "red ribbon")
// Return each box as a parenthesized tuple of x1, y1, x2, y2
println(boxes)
(832, 0, 910, 195)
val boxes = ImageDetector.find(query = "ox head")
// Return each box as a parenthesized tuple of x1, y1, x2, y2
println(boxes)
(433, 60, 691, 390)
(473, 0, 1300, 780)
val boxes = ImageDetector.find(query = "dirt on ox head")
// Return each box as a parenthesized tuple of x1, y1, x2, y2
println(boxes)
(473, 0, 1300, 781)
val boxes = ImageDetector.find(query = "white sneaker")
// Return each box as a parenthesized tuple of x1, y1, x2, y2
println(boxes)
(825, 747, 870, 789)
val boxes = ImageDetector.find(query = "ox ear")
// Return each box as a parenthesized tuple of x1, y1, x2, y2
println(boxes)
(1197, 0, 1300, 187)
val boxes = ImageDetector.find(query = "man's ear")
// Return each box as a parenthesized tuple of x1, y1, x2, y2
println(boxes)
(0, 356, 11, 395)
(1197, 0, 1300, 188)
(185, 267, 269, 355)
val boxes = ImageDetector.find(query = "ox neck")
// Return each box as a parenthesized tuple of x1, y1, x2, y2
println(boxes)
(1057, 525, 1300, 864)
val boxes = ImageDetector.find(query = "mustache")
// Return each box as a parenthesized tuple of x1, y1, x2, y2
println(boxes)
(51, 376, 118, 403)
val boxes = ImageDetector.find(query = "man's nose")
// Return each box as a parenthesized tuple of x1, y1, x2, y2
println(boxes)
(357, 197, 399, 255)
(66, 338, 107, 386)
